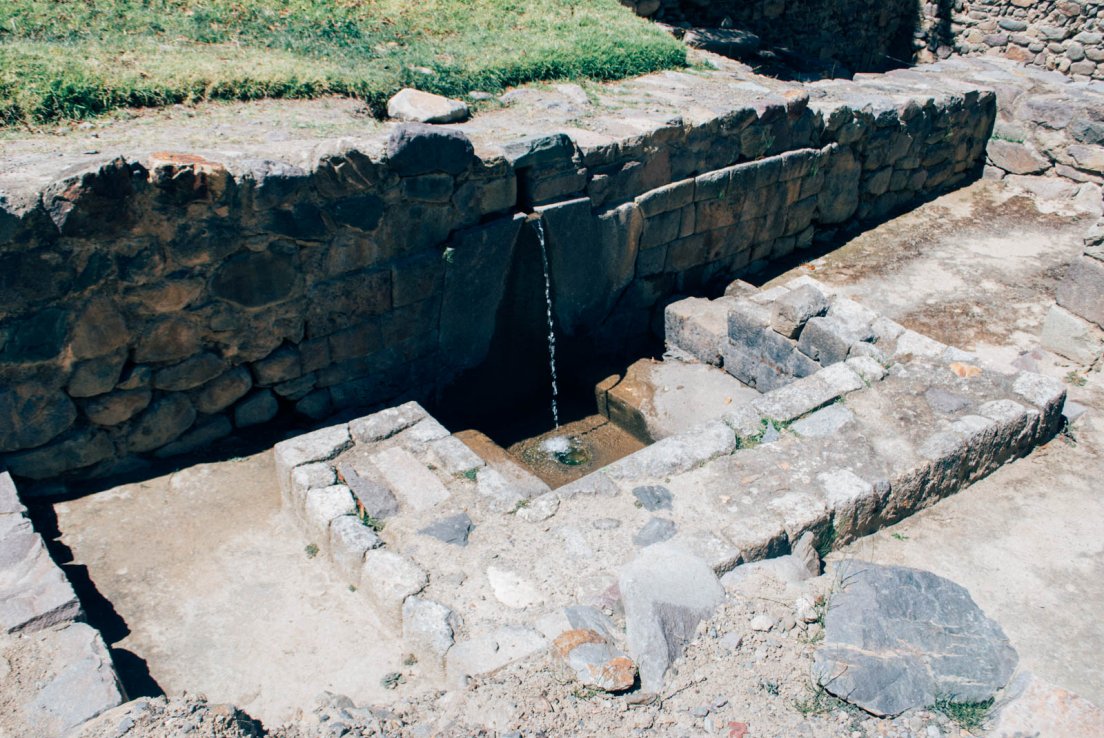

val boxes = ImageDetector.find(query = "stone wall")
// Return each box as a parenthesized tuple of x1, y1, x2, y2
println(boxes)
(0, 66, 995, 486)
(919, 0, 1104, 80)
(654, 0, 920, 73)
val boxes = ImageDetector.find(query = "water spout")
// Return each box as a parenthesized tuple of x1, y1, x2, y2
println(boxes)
(534, 219, 560, 428)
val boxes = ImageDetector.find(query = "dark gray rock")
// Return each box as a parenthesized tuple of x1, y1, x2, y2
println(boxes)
(153, 416, 233, 458)
(634, 517, 677, 547)
(419, 513, 474, 546)
(81, 389, 152, 426)
(2, 430, 115, 479)
(387, 124, 475, 177)
(683, 28, 761, 57)
(67, 351, 127, 398)
(0, 308, 69, 363)
(632, 485, 673, 511)
(126, 394, 196, 453)
(153, 353, 226, 391)
(195, 366, 253, 414)
(0, 385, 76, 453)
(813, 562, 1018, 717)
(234, 389, 279, 427)
(337, 461, 400, 519)
(209, 246, 299, 308)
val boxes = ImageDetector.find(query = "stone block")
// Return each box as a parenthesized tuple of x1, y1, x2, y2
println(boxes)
(620, 543, 724, 693)
(403, 597, 458, 674)
(606, 420, 736, 481)
(0, 472, 24, 515)
(722, 338, 819, 393)
(664, 297, 729, 365)
(798, 315, 867, 366)
(152, 353, 226, 392)
(126, 394, 196, 454)
(287, 461, 336, 512)
(194, 366, 252, 414)
(753, 374, 841, 424)
(81, 389, 152, 427)
(635, 179, 694, 217)
(1057, 250, 1104, 328)
(446, 626, 547, 687)
(0, 386, 76, 454)
(771, 283, 829, 338)
(327, 514, 382, 584)
(474, 466, 529, 513)
(387, 123, 475, 177)
(987, 140, 1050, 175)
(1041, 305, 1103, 364)
(0, 517, 81, 633)
(153, 415, 233, 459)
(791, 404, 856, 438)
(302, 485, 356, 543)
(233, 389, 279, 427)
(68, 352, 128, 399)
(816, 469, 881, 542)
(273, 424, 351, 495)
(371, 446, 450, 512)
(426, 436, 485, 476)
(364, 550, 429, 628)
(252, 345, 301, 386)
(18, 623, 125, 735)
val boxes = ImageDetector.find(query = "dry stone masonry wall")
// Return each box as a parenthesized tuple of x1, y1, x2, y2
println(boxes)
(0, 61, 996, 485)
(919, 0, 1104, 80)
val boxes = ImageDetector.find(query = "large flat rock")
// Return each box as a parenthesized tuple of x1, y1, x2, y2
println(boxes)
(813, 561, 1018, 717)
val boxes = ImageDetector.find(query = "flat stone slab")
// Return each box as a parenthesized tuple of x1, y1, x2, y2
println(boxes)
(814, 562, 1018, 717)
(371, 446, 451, 512)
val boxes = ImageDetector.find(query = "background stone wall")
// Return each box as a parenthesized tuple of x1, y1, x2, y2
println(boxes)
(654, 0, 921, 73)
(919, 0, 1104, 80)
(0, 79, 994, 486)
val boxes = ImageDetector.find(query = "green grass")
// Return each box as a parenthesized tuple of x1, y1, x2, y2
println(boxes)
(0, 0, 685, 126)
(932, 696, 993, 732)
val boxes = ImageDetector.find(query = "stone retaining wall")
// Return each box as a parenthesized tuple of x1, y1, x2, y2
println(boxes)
(0, 65, 995, 485)
(919, 0, 1104, 80)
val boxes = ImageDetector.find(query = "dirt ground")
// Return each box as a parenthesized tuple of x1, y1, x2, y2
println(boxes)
(47, 175, 1104, 733)
(52, 453, 404, 726)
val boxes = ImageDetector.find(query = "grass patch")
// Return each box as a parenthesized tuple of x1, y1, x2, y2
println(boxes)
(932, 696, 993, 732)
(0, 0, 686, 127)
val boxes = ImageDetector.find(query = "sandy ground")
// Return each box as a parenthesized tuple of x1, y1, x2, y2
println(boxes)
(46, 175, 1104, 729)
(52, 453, 403, 727)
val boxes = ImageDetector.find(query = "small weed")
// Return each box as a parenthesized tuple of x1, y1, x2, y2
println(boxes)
(348, 584, 357, 592)
(381, 672, 405, 690)
(759, 680, 781, 696)
(511, 498, 531, 513)
(793, 683, 858, 717)
(305, 543, 319, 559)
(991, 131, 1026, 144)
(933, 696, 993, 731)
(357, 506, 385, 532)
(891, 532, 909, 541)
(403, 653, 418, 666)
(1066, 370, 1087, 387)
(572, 685, 600, 700)
(462, 467, 479, 481)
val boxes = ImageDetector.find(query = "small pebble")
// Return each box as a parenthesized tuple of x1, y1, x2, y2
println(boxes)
(750, 614, 774, 631)
(690, 706, 710, 718)
(592, 517, 621, 530)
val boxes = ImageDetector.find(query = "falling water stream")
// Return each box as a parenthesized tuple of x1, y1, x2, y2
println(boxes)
(534, 219, 560, 429)
(533, 219, 592, 467)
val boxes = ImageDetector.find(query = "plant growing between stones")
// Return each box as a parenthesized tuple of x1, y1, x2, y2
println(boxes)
(305, 543, 319, 559)
(357, 505, 385, 532)
(932, 696, 993, 731)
